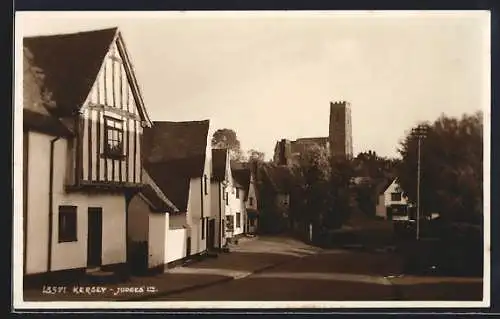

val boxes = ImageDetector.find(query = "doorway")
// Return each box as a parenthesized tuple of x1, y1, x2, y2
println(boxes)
(207, 219, 215, 250)
(87, 207, 103, 268)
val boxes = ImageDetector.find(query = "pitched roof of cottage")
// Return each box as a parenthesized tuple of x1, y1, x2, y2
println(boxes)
(23, 27, 151, 125)
(23, 28, 117, 116)
(141, 169, 179, 213)
(23, 47, 73, 136)
(375, 177, 396, 195)
(262, 164, 297, 194)
(212, 148, 228, 182)
(232, 168, 251, 200)
(142, 120, 210, 212)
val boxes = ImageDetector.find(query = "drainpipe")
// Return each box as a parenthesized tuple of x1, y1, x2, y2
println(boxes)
(47, 136, 61, 273)
(218, 182, 222, 249)
(200, 176, 204, 252)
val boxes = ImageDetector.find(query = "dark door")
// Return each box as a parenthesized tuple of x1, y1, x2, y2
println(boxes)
(207, 219, 215, 250)
(186, 236, 191, 257)
(87, 207, 103, 268)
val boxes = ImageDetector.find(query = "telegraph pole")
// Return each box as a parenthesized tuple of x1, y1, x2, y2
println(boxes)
(411, 124, 428, 241)
(416, 137, 421, 240)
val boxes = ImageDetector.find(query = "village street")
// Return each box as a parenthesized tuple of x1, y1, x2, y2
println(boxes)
(23, 220, 482, 303)
(148, 234, 483, 302)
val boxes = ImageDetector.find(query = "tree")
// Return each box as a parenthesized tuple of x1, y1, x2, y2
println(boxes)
(247, 149, 265, 162)
(295, 145, 354, 237)
(396, 111, 483, 224)
(211, 128, 246, 161)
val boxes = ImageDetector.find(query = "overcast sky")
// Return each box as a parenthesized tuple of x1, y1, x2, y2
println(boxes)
(17, 11, 489, 159)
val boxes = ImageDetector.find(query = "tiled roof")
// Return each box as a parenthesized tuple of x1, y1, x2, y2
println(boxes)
(232, 168, 251, 200)
(263, 164, 298, 194)
(23, 28, 118, 116)
(141, 169, 179, 213)
(23, 47, 73, 136)
(143, 120, 210, 211)
(375, 177, 395, 195)
(212, 148, 228, 182)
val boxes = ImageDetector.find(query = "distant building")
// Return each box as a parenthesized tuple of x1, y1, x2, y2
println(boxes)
(329, 101, 353, 159)
(273, 100, 353, 165)
(375, 178, 409, 220)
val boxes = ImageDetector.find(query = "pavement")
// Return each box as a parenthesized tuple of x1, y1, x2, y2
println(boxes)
(22, 235, 321, 302)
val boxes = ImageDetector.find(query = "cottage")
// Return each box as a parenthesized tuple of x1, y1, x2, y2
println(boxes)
(245, 165, 260, 234)
(230, 167, 250, 239)
(127, 169, 179, 274)
(22, 27, 152, 282)
(259, 164, 298, 234)
(142, 120, 212, 262)
(375, 178, 409, 220)
(210, 148, 232, 248)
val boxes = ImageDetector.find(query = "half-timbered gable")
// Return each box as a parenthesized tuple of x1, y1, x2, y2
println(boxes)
(24, 27, 151, 191)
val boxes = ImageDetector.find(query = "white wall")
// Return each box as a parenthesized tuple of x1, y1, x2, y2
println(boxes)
(166, 228, 187, 263)
(148, 213, 167, 269)
(384, 180, 408, 207)
(246, 178, 258, 211)
(187, 177, 202, 255)
(232, 188, 246, 236)
(185, 138, 212, 255)
(375, 194, 386, 218)
(25, 131, 127, 274)
(170, 213, 188, 229)
(210, 182, 224, 248)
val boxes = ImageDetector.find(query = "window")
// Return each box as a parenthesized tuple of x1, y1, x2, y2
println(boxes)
(249, 197, 254, 206)
(201, 218, 205, 239)
(391, 192, 402, 201)
(236, 188, 240, 199)
(58, 206, 77, 243)
(226, 215, 234, 232)
(225, 192, 229, 205)
(236, 213, 241, 228)
(104, 116, 124, 159)
(204, 175, 208, 195)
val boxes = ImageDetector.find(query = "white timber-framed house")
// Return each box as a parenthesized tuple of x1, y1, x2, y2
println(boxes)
(22, 27, 152, 283)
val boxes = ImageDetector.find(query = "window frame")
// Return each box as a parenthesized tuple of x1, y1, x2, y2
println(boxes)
(226, 215, 234, 232)
(58, 205, 78, 243)
(103, 116, 125, 160)
(249, 197, 254, 206)
(391, 192, 402, 202)
(236, 212, 241, 228)
(204, 175, 208, 195)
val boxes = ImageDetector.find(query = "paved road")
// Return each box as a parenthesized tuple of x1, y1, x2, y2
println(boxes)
(150, 235, 483, 301)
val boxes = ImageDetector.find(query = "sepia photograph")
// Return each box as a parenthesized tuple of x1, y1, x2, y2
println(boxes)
(13, 10, 490, 310)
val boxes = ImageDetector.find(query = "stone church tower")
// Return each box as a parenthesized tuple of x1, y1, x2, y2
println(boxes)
(329, 101, 353, 159)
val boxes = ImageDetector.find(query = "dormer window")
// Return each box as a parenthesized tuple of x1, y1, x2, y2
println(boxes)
(104, 116, 124, 159)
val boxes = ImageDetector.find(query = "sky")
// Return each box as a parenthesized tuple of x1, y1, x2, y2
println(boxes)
(16, 11, 490, 160)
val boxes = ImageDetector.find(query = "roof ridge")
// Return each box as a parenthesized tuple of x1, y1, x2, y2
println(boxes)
(153, 119, 210, 125)
(24, 27, 118, 39)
